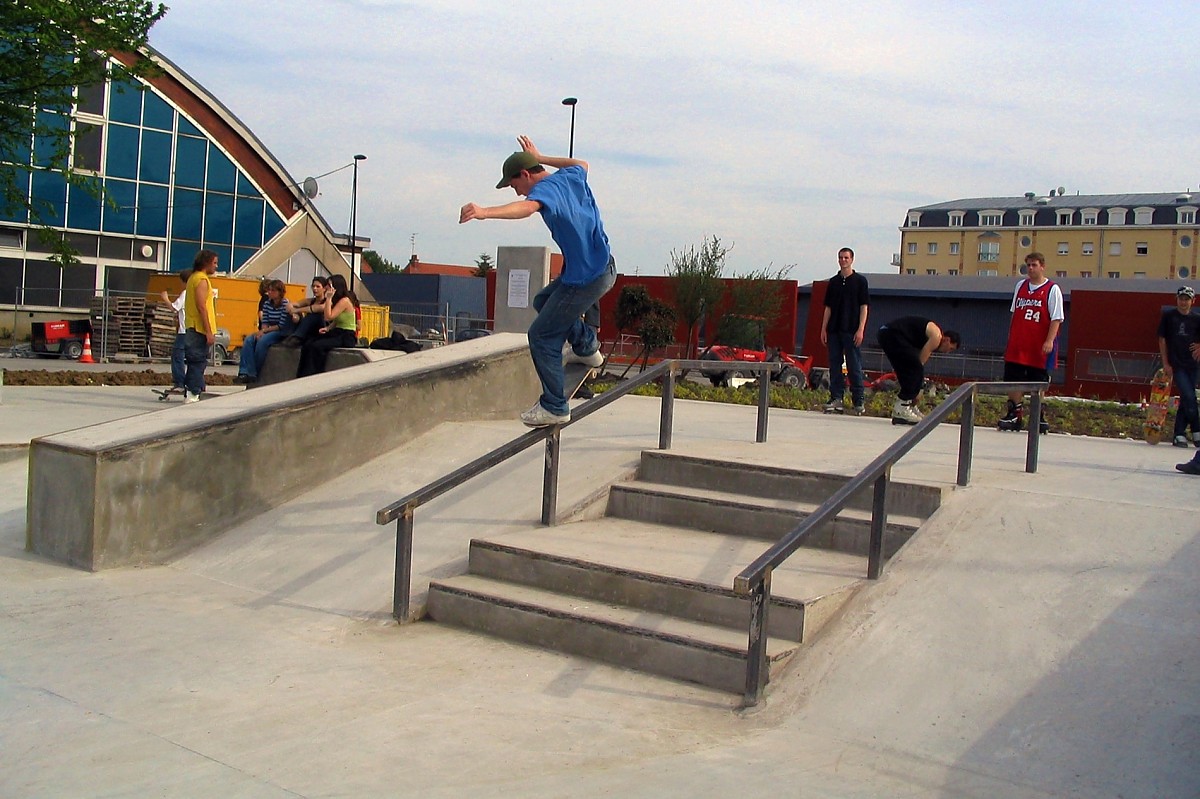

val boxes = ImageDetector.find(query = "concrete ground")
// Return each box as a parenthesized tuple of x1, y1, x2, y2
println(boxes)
(0, 383, 1197, 797)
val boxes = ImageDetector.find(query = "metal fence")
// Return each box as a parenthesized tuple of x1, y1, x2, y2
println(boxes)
(1072, 348, 1160, 384)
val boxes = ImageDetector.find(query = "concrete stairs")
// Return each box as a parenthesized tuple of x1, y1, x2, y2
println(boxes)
(426, 451, 947, 694)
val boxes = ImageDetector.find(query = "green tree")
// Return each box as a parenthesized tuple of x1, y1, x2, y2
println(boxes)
(2, 1, 168, 262)
(362, 249, 401, 273)
(474, 252, 494, 277)
(666, 236, 729, 359)
(613, 284, 675, 376)
(714, 265, 795, 350)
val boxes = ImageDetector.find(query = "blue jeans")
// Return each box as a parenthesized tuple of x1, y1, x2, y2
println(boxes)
(170, 332, 186, 388)
(1174, 363, 1199, 439)
(827, 331, 864, 405)
(529, 257, 616, 416)
(238, 330, 287, 379)
(183, 329, 209, 396)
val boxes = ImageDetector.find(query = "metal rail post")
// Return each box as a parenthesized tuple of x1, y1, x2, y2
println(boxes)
(1026, 389, 1042, 473)
(756, 366, 770, 443)
(659, 363, 676, 450)
(866, 469, 890, 579)
(742, 568, 772, 707)
(541, 427, 561, 525)
(957, 386, 976, 486)
(392, 508, 414, 622)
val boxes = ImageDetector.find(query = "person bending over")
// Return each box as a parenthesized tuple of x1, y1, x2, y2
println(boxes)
(877, 316, 960, 425)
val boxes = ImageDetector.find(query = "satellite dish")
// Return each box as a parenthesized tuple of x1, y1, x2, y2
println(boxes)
(302, 176, 319, 199)
(1057, 186, 1065, 196)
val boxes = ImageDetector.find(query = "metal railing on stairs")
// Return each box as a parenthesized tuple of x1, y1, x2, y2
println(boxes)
(374, 362, 1046, 706)
(374, 359, 778, 621)
(733, 379, 1047, 706)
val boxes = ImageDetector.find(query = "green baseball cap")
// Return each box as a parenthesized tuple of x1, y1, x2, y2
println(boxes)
(496, 151, 539, 189)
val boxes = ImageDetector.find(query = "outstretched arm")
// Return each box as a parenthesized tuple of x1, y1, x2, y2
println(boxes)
(459, 200, 541, 223)
(518, 135, 587, 172)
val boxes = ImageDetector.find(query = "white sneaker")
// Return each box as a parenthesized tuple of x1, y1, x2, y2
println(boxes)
(520, 402, 570, 427)
(564, 348, 604, 368)
(891, 400, 921, 425)
(183, 391, 200, 404)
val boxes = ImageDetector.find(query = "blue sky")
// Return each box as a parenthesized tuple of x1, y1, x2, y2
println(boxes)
(149, 1, 1200, 283)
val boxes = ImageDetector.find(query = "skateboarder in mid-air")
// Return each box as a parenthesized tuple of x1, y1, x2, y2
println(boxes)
(460, 136, 616, 427)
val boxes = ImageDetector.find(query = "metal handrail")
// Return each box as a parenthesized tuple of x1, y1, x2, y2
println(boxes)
(375, 358, 778, 622)
(733, 380, 1048, 706)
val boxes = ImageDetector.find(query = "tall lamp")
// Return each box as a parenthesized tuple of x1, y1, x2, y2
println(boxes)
(561, 97, 577, 157)
(350, 154, 366, 292)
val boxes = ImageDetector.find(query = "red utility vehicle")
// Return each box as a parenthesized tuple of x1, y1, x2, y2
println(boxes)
(30, 320, 92, 360)
(699, 344, 812, 388)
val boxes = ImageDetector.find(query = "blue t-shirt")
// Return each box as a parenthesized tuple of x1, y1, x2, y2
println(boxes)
(526, 165, 611, 286)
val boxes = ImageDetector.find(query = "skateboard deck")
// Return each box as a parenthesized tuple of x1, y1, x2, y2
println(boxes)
(1143, 369, 1173, 444)
(565, 362, 594, 400)
(152, 387, 216, 402)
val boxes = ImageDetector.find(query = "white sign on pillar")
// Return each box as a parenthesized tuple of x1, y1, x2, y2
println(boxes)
(494, 247, 550, 334)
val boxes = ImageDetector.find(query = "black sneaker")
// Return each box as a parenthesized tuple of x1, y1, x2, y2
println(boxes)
(998, 415, 1023, 432)
(1176, 461, 1200, 475)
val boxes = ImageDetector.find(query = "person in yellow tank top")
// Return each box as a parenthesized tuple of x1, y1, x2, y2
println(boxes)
(297, 273, 360, 378)
(183, 250, 219, 402)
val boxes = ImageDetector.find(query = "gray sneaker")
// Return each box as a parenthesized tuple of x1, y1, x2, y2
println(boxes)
(851, 404, 865, 416)
(823, 400, 844, 414)
(564, 348, 604, 368)
(520, 401, 570, 427)
(891, 400, 921, 425)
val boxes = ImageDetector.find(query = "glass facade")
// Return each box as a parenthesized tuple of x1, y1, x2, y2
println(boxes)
(0, 70, 288, 308)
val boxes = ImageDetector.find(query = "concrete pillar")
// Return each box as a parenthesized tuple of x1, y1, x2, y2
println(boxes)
(494, 246, 550, 334)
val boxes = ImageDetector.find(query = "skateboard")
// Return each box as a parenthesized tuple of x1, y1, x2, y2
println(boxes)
(152, 387, 215, 402)
(1143, 369, 1173, 444)
(565, 362, 595, 400)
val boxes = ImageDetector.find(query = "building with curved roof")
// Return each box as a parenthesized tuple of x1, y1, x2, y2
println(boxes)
(0, 45, 370, 330)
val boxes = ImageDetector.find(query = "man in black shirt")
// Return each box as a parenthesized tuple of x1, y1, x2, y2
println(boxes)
(821, 248, 870, 414)
(1158, 285, 1200, 447)
(877, 316, 960, 425)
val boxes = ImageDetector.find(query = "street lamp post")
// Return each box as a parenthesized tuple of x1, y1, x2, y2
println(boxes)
(350, 154, 366, 293)
(561, 97, 577, 157)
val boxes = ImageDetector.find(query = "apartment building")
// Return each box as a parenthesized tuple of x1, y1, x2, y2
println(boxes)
(896, 191, 1199, 280)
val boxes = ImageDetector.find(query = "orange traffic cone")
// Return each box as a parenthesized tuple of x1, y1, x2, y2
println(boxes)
(78, 333, 96, 363)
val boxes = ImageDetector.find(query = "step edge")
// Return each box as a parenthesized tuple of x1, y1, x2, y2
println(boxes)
(429, 578, 797, 662)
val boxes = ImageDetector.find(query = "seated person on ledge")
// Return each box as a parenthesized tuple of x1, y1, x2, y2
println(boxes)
(236, 279, 293, 384)
(297, 273, 359, 378)
(283, 275, 332, 347)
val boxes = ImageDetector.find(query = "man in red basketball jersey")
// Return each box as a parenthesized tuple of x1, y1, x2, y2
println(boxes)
(998, 252, 1064, 431)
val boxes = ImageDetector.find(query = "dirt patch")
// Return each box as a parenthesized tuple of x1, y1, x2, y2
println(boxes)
(1, 369, 234, 387)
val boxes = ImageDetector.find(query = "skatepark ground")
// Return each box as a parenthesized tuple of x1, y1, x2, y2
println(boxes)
(0, 382, 1196, 797)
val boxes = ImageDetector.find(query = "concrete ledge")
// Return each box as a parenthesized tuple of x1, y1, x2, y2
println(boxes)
(26, 334, 539, 571)
(256, 345, 405, 386)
